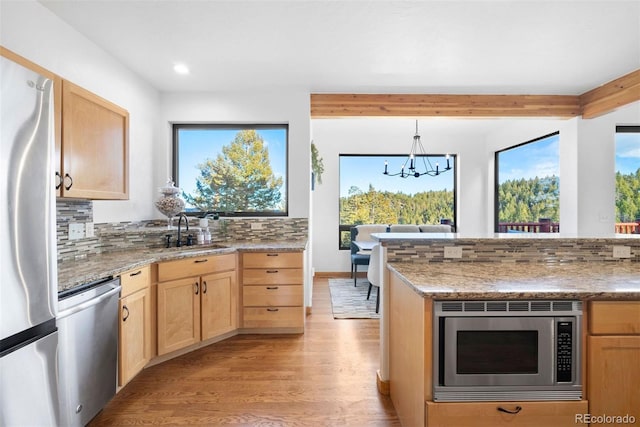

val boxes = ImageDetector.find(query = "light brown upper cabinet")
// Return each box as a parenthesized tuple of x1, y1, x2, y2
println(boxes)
(60, 80, 129, 199)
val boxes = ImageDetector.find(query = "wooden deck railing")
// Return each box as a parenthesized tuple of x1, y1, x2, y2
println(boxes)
(498, 219, 560, 233)
(499, 220, 640, 234)
(615, 222, 640, 234)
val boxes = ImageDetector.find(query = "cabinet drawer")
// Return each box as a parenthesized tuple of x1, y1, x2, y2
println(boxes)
(426, 400, 588, 427)
(242, 268, 302, 285)
(242, 252, 302, 269)
(243, 307, 304, 329)
(243, 285, 303, 307)
(120, 265, 150, 297)
(589, 301, 640, 335)
(158, 253, 236, 282)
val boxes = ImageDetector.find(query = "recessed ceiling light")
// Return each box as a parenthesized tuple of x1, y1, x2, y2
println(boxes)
(173, 63, 190, 75)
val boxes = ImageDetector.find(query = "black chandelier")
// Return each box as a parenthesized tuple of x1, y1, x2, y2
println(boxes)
(383, 120, 451, 178)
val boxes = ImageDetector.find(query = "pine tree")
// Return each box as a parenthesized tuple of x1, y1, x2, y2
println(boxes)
(183, 130, 283, 212)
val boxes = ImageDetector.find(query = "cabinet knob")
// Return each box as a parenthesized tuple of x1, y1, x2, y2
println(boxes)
(194, 282, 199, 295)
(202, 281, 207, 294)
(122, 305, 129, 322)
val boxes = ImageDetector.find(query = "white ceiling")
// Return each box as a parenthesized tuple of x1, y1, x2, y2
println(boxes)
(39, 0, 639, 95)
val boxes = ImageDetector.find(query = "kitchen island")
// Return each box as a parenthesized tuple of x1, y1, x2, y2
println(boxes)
(386, 260, 640, 427)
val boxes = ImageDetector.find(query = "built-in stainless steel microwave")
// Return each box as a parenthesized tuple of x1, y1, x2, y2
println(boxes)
(433, 300, 582, 402)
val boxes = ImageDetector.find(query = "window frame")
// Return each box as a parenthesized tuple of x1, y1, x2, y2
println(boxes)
(494, 131, 560, 233)
(172, 123, 289, 217)
(338, 153, 457, 250)
(614, 125, 640, 231)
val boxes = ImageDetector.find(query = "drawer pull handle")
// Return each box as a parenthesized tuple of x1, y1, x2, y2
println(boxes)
(266, 286, 279, 290)
(122, 305, 129, 322)
(267, 308, 279, 312)
(266, 253, 279, 257)
(266, 270, 279, 273)
(194, 259, 209, 263)
(497, 406, 522, 415)
(130, 270, 142, 277)
(194, 282, 199, 295)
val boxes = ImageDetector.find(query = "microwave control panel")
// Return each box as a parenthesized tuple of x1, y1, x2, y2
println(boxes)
(556, 321, 573, 382)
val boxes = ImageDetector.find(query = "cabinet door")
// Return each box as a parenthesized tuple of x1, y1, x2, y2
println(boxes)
(61, 80, 128, 199)
(118, 287, 151, 386)
(588, 335, 640, 421)
(201, 271, 237, 340)
(157, 277, 200, 355)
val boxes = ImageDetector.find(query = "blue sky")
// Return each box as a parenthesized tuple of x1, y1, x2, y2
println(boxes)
(340, 155, 454, 196)
(176, 127, 287, 206)
(616, 131, 640, 175)
(497, 134, 559, 184)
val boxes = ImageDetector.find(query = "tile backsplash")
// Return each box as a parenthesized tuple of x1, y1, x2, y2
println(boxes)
(56, 200, 308, 262)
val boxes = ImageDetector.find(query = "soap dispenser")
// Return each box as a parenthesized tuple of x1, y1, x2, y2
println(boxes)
(204, 228, 211, 244)
(197, 228, 204, 245)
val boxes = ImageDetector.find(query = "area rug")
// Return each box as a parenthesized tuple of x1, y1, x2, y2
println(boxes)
(328, 278, 380, 319)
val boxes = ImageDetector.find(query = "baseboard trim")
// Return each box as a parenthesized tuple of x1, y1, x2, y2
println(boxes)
(315, 271, 361, 278)
(376, 370, 390, 395)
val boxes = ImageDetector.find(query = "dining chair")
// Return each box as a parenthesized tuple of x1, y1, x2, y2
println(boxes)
(366, 243, 381, 313)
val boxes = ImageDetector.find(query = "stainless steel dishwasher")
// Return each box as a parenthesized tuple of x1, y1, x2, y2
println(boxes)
(57, 277, 121, 427)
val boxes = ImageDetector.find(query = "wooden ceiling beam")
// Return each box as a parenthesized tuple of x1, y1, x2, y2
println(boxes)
(310, 94, 581, 118)
(580, 69, 640, 119)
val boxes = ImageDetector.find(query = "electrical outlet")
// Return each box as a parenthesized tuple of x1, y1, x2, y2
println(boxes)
(85, 222, 95, 238)
(251, 222, 263, 230)
(444, 246, 463, 259)
(612, 245, 631, 259)
(68, 223, 84, 240)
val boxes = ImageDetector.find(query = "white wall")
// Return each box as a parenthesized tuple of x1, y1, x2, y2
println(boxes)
(0, 0, 161, 223)
(158, 91, 311, 218)
(577, 102, 640, 236)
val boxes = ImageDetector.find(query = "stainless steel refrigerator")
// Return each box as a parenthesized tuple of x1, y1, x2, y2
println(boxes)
(0, 54, 60, 426)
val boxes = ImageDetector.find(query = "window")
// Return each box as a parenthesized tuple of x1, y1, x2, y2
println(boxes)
(495, 132, 560, 233)
(615, 125, 640, 234)
(338, 154, 456, 249)
(173, 124, 288, 216)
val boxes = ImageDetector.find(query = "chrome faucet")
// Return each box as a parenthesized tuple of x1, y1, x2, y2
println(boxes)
(176, 213, 189, 247)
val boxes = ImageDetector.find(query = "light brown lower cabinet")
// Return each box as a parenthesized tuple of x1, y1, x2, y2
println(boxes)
(241, 251, 304, 331)
(156, 254, 237, 356)
(587, 301, 640, 424)
(201, 270, 237, 340)
(118, 266, 151, 387)
(426, 400, 588, 427)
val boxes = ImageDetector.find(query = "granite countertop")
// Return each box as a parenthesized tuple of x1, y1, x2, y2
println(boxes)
(58, 240, 307, 292)
(387, 261, 640, 300)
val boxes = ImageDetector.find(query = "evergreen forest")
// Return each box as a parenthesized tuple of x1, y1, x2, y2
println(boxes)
(616, 168, 640, 222)
(339, 168, 640, 231)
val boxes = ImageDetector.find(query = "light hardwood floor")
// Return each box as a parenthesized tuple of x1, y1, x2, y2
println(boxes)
(90, 277, 400, 426)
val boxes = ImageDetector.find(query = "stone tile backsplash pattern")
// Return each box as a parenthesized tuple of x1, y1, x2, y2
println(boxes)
(384, 238, 640, 263)
(56, 200, 308, 262)
(57, 200, 638, 264)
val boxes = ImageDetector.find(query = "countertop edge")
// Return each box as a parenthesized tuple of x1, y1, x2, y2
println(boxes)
(58, 242, 307, 292)
(386, 263, 640, 301)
